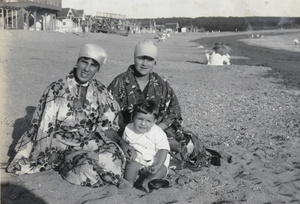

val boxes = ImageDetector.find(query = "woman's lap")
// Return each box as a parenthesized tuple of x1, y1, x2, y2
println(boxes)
(7, 132, 126, 187)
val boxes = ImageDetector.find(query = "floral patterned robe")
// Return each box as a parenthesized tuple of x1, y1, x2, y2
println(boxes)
(108, 65, 211, 169)
(108, 65, 183, 140)
(7, 70, 126, 188)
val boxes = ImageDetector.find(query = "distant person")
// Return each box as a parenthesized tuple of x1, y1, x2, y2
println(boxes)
(167, 31, 170, 38)
(122, 99, 170, 192)
(81, 21, 86, 37)
(126, 26, 130, 36)
(157, 33, 166, 42)
(205, 51, 230, 65)
(205, 42, 231, 65)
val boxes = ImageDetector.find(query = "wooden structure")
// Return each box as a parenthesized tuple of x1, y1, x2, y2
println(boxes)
(0, 0, 61, 30)
(56, 8, 84, 32)
(130, 18, 156, 33)
(90, 12, 127, 34)
(165, 22, 179, 33)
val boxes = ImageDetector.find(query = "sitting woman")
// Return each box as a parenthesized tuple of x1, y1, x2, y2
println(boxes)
(7, 44, 129, 188)
(205, 51, 230, 65)
(205, 42, 231, 66)
(108, 41, 213, 170)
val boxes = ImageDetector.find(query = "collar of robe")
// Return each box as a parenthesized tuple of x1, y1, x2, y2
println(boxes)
(76, 81, 89, 87)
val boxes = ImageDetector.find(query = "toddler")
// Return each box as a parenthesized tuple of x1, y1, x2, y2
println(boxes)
(122, 99, 170, 192)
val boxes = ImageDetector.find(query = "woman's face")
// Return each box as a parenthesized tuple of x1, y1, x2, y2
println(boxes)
(134, 56, 156, 77)
(133, 112, 156, 134)
(75, 57, 100, 84)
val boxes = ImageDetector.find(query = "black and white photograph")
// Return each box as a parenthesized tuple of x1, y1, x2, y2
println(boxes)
(1, 0, 299, 203)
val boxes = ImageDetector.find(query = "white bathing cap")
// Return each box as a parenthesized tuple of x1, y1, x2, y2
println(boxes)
(78, 44, 107, 66)
(134, 40, 157, 60)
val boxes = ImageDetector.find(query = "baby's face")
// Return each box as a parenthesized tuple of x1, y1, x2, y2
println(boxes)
(133, 112, 156, 134)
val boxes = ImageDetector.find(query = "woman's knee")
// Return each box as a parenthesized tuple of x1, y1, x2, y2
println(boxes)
(124, 161, 140, 182)
(125, 161, 140, 172)
(168, 139, 181, 152)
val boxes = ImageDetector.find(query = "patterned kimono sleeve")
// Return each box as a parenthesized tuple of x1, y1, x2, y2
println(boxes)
(159, 80, 183, 127)
(107, 77, 122, 104)
(7, 84, 56, 173)
(100, 88, 121, 132)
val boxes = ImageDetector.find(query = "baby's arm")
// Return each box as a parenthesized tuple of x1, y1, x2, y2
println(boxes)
(142, 149, 168, 192)
(146, 149, 168, 174)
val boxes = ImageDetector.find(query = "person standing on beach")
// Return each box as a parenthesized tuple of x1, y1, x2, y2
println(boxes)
(122, 99, 170, 192)
(81, 20, 86, 37)
(108, 40, 212, 171)
(6, 44, 135, 188)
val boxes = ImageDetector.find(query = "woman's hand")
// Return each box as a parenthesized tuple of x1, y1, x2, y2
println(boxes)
(119, 139, 137, 161)
(104, 130, 137, 161)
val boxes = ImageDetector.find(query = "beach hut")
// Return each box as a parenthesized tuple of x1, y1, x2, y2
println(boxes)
(56, 8, 84, 32)
(165, 22, 179, 33)
(133, 18, 156, 33)
(0, 0, 61, 30)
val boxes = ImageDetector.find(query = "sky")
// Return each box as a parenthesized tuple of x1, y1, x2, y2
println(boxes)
(62, 0, 300, 18)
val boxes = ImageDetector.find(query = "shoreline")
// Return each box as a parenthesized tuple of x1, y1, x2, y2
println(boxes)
(192, 29, 300, 89)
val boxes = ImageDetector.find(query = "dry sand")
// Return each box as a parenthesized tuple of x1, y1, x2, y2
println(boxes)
(1, 29, 299, 204)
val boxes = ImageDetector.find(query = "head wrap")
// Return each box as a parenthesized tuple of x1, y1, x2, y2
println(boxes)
(134, 40, 157, 60)
(77, 44, 107, 66)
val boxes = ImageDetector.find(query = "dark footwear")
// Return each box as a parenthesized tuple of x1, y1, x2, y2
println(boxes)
(148, 179, 171, 190)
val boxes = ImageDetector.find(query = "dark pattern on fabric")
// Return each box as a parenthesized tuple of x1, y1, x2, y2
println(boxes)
(108, 65, 182, 133)
(108, 66, 212, 170)
(7, 70, 126, 187)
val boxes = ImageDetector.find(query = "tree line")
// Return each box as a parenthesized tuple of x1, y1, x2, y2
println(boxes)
(152, 17, 300, 31)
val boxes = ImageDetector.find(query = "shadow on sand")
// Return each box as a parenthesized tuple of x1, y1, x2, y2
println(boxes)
(186, 60, 206, 64)
(1, 183, 47, 204)
(7, 106, 36, 164)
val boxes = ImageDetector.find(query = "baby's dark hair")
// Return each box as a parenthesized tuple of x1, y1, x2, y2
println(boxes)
(132, 99, 159, 119)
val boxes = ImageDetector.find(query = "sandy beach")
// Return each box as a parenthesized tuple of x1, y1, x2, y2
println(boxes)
(1, 29, 299, 204)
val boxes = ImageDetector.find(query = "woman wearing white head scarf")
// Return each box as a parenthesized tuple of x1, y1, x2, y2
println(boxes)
(108, 41, 217, 173)
(7, 44, 128, 188)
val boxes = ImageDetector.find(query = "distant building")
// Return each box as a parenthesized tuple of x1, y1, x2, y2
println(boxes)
(165, 22, 179, 33)
(56, 8, 84, 32)
(180, 25, 197, 33)
(155, 24, 165, 32)
(0, 0, 61, 30)
(132, 18, 156, 33)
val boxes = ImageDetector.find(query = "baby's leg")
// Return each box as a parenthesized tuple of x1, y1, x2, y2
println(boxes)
(124, 161, 141, 187)
(142, 165, 168, 192)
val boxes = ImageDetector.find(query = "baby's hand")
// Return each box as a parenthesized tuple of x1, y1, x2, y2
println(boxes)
(147, 164, 160, 175)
